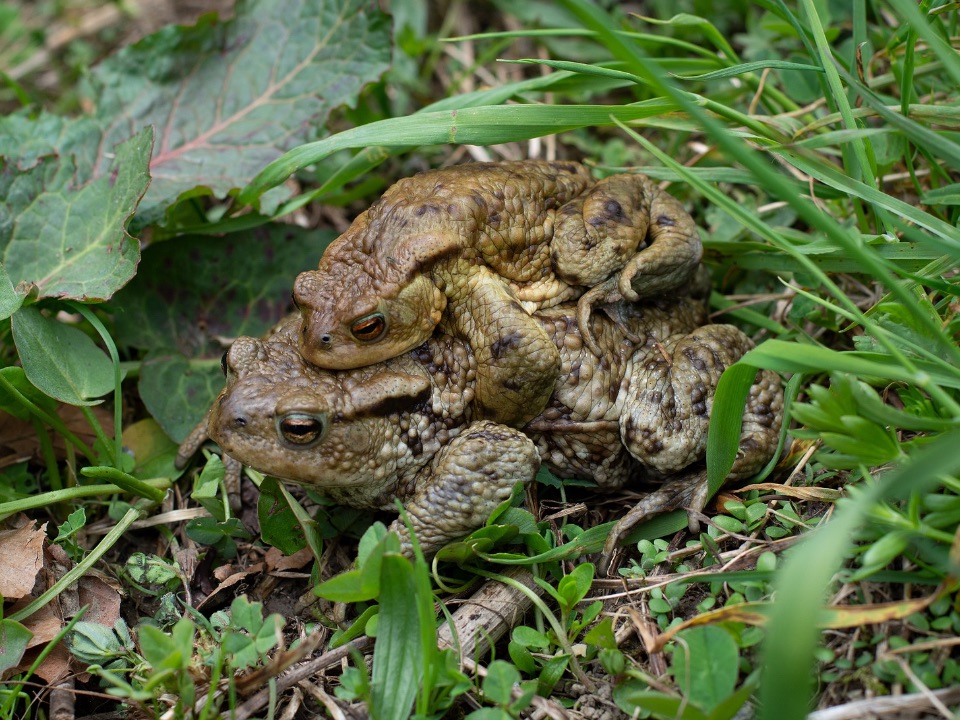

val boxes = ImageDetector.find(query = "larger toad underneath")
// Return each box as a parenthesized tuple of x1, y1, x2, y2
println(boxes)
(178, 288, 782, 559)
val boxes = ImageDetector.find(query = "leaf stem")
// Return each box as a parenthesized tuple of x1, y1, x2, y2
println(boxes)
(67, 302, 124, 468)
(32, 417, 62, 491)
(0, 478, 172, 521)
(0, 374, 95, 459)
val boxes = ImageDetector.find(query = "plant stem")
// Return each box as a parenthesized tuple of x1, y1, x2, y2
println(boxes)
(0, 374, 95, 459)
(0, 478, 172, 520)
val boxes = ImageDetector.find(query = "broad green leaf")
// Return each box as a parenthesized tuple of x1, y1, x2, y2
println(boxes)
(371, 553, 421, 720)
(0, 618, 32, 673)
(86, 0, 391, 224)
(0, 366, 58, 419)
(0, 125, 152, 310)
(192, 454, 226, 521)
(69, 620, 131, 666)
(557, 562, 594, 610)
(121, 418, 185, 481)
(313, 569, 371, 603)
(258, 477, 308, 556)
(55, 508, 87, 542)
(706, 362, 757, 492)
(481, 660, 521, 706)
(672, 626, 739, 712)
(139, 618, 193, 672)
(137, 350, 223, 444)
(512, 626, 551, 650)
(113, 225, 336, 357)
(12, 306, 116, 405)
(0, 262, 23, 318)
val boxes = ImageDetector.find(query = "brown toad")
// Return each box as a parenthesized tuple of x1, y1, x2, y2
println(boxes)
(292, 160, 702, 426)
(178, 287, 781, 558)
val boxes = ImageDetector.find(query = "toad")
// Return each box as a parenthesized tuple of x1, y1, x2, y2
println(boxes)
(292, 161, 702, 427)
(177, 284, 782, 558)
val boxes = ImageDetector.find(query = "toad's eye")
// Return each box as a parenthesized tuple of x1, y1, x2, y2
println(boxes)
(277, 413, 327, 447)
(350, 313, 387, 343)
(220, 351, 228, 376)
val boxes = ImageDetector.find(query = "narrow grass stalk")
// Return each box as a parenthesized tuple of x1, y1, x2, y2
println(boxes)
(0, 478, 171, 522)
(0, 374, 94, 460)
(758, 429, 960, 720)
(68, 301, 124, 468)
(798, 0, 875, 190)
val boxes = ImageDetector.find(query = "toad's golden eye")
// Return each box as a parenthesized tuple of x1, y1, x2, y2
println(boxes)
(350, 313, 387, 342)
(277, 413, 327, 447)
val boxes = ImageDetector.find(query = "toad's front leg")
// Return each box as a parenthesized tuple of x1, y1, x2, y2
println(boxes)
(444, 265, 562, 427)
(388, 421, 540, 557)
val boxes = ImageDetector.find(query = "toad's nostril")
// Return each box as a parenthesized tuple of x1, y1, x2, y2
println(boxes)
(320, 334, 332, 346)
(233, 416, 248, 428)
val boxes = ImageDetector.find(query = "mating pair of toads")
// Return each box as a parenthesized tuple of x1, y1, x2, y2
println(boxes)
(177, 160, 784, 563)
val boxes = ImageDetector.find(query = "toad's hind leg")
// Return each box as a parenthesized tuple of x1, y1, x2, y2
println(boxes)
(620, 324, 781, 473)
(600, 324, 784, 567)
(449, 266, 561, 426)
(388, 421, 540, 556)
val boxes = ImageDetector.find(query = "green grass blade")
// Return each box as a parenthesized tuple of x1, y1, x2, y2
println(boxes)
(371, 553, 422, 720)
(237, 101, 677, 205)
(671, 60, 823, 81)
(742, 340, 960, 391)
(798, 0, 874, 187)
(883, 0, 960, 86)
(758, 429, 960, 720)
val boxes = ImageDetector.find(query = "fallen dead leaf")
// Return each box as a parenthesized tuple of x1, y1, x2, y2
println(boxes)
(196, 564, 265, 613)
(0, 519, 47, 598)
(78, 574, 122, 628)
(265, 546, 313, 574)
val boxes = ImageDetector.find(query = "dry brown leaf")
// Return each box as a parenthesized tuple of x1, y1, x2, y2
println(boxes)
(78, 574, 122, 628)
(30, 642, 72, 685)
(265, 546, 313, 573)
(196, 563, 265, 612)
(0, 520, 47, 598)
(734, 482, 842, 502)
(22, 601, 63, 649)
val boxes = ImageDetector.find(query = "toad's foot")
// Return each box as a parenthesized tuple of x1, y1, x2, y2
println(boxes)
(388, 421, 540, 556)
(448, 266, 562, 426)
(575, 276, 641, 357)
(599, 469, 710, 574)
(175, 412, 243, 511)
(617, 183, 703, 302)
